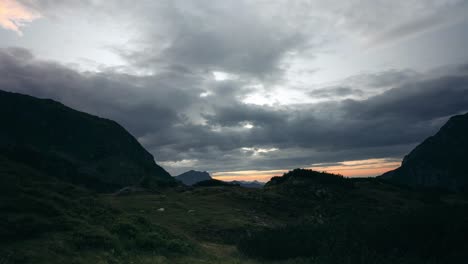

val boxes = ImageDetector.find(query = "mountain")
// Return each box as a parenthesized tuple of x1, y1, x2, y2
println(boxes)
(174, 169, 264, 188)
(0, 90, 174, 191)
(175, 170, 212, 185)
(229, 180, 264, 188)
(381, 112, 468, 191)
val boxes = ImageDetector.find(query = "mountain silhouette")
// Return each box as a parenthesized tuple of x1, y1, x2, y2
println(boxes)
(175, 170, 212, 185)
(0, 90, 174, 191)
(381, 112, 468, 191)
(264, 169, 354, 198)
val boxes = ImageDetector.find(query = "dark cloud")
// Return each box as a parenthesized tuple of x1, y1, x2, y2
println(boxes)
(111, 1, 309, 80)
(344, 75, 468, 121)
(0, 47, 197, 136)
(1, 47, 468, 175)
(370, 1, 468, 45)
(309, 86, 365, 98)
(333, 70, 421, 91)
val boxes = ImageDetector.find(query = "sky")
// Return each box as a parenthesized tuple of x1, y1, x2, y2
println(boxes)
(1, 0, 468, 181)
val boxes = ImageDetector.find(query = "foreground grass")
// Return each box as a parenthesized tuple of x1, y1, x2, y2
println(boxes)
(0, 156, 194, 264)
(3, 159, 468, 263)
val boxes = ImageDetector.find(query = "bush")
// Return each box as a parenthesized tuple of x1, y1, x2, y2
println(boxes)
(108, 215, 194, 255)
(238, 205, 468, 263)
(111, 220, 139, 239)
(238, 224, 332, 260)
(165, 239, 193, 254)
(0, 214, 53, 239)
(71, 226, 119, 250)
(135, 232, 166, 250)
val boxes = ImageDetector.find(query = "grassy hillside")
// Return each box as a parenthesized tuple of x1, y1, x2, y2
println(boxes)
(101, 170, 468, 263)
(2, 163, 468, 263)
(0, 156, 193, 264)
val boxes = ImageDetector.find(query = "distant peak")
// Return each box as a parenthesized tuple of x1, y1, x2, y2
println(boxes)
(175, 170, 212, 186)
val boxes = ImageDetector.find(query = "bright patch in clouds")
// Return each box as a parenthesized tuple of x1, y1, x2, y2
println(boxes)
(199, 91, 211, 97)
(242, 147, 278, 155)
(243, 93, 274, 106)
(159, 159, 198, 168)
(243, 122, 254, 129)
(212, 71, 236, 81)
(0, 0, 40, 35)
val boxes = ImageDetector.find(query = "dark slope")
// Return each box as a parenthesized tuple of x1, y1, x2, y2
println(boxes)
(381, 112, 468, 191)
(0, 90, 174, 191)
(0, 154, 193, 263)
(175, 170, 212, 185)
(192, 179, 239, 187)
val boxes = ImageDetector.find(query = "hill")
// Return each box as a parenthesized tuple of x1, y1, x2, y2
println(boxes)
(192, 178, 239, 187)
(265, 168, 354, 198)
(229, 180, 264, 188)
(0, 153, 194, 264)
(175, 170, 212, 185)
(381, 112, 468, 191)
(0, 90, 174, 191)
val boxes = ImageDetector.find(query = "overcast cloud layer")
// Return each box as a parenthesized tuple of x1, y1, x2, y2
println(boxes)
(1, 1, 468, 176)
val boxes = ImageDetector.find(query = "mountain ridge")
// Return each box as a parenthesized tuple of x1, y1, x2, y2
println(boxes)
(0, 89, 174, 191)
(380, 112, 468, 191)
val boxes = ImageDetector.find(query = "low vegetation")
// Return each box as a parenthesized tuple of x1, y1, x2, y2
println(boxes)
(3, 155, 468, 264)
(0, 156, 194, 264)
(238, 205, 468, 263)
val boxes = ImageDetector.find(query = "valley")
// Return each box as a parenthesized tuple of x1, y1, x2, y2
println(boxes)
(1, 90, 468, 263)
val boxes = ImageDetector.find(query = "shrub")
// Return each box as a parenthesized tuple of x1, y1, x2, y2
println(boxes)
(111, 220, 139, 239)
(70, 226, 119, 250)
(238, 205, 468, 263)
(0, 214, 53, 239)
(135, 232, 166, 250)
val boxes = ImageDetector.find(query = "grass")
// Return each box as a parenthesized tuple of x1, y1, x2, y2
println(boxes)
(0, 156, 195, 264)
(2, 160, 468, 263)
(101, 174, 468, 263)
(103, 187, 279, 244)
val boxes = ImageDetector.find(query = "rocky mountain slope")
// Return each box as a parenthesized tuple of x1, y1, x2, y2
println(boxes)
(0, 90, 174, 191)
(381, 113, 468, 191)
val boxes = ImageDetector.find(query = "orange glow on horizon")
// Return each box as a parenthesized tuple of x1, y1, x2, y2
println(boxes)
(212, 169, 286, 183)
(212, 158, 401, 182)
(308, 158, 401, 178)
